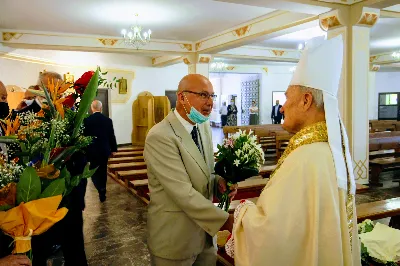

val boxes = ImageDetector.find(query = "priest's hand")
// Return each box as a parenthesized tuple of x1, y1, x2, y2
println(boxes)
(218, 178, 238, 201)
(220, 214, 234, 232)
(0, 255, 32, 266)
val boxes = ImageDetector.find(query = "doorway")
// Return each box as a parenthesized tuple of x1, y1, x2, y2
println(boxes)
(165, 90, 177, 109)
(92, 88, 110, 117)
(241, 79, 259, 125)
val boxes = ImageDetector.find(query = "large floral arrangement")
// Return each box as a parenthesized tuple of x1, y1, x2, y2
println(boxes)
(214, 129, 264, 211)
(0, 68, 105, 259)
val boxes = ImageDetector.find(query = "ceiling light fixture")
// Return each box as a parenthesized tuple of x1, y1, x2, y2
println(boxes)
(121, 14, 152, 50)
(289, 66, 297, 72)
(298, 43, 304, 50)
(210, 62, 227, 71)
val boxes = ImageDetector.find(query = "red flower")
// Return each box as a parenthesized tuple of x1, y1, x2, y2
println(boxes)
(74, 71, 94, 95)
(63, 94, 76, 108)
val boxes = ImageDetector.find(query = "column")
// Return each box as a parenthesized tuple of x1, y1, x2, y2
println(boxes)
(368, 65, 380, 120)
(183, 54, 211, 78)
(319, 7, 380, 184)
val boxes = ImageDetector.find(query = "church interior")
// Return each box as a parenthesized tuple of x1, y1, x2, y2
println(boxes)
(1, 0, 400, 265)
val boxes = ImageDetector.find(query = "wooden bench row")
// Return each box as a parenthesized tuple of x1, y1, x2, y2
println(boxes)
(370, 120, 400, 133)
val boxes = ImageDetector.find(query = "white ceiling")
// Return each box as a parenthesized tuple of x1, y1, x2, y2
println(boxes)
(0, 0, 275, 41)
(252, 20, 326, 50)
(250, 16, 400, 55)
(384, 4, 400, 12)
(370, 18, 400, 54)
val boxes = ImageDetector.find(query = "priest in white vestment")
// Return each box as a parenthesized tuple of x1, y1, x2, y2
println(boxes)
(225, 35, 362, 266)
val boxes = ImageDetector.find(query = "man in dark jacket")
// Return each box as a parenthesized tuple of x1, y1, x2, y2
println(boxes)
(271, 100, 284, 124)
(84, 100, 117, 202)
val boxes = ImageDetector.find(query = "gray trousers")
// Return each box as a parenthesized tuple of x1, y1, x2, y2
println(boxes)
(150, 245, 216, 266)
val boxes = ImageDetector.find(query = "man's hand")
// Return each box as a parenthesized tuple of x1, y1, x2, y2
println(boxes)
(218, 178, 238, 201)
(220, 214, 234, 232)
(0, 255, 31, 266)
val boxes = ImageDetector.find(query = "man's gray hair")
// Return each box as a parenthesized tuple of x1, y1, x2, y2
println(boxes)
(299, 86, 324, 109)
(91, 100, 102, 111)
(38, 71, 62, 85)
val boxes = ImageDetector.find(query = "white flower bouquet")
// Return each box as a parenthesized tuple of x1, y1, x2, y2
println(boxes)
(214, 129, 265, 211)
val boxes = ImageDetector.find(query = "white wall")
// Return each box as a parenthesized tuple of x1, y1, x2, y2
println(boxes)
(0, 45, 188, 144)
(376, 72, 400, 94)
(372, 71, 400, 120)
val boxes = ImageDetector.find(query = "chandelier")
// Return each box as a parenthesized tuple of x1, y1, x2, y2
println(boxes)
(210, 62, 227, 71)
(392, 52, 400, 59)
(121, 14, 152, 49)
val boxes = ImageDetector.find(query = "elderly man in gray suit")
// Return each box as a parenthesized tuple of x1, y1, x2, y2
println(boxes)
(144, 74, 237, 266)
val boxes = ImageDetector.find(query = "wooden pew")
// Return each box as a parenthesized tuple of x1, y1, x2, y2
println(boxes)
(223, 124, 285, 138)
(108, 156, 144, 164)
(357, 197, 400, 224)
(112, 151, 143, 157)
(108, 162, 147, 173)
(276, 134, 291, 160)
(117, 146, 144, 152)
(370, 120, 397, 133)
(369, 157, 400, 186)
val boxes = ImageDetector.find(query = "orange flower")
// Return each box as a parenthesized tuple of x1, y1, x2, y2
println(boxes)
(37, 109, 45, 117)
(46, 79, 70, 118)
(1, 116, 20, 136)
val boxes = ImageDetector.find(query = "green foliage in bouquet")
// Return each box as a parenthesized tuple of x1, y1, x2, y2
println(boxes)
(214, 129, 265, 212)
(0, 67, 103, 211)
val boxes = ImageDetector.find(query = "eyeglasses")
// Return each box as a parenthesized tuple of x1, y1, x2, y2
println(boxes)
(182, 90, 217, 100)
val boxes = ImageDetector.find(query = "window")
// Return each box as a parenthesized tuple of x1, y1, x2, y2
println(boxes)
(378, 93, 399, 120)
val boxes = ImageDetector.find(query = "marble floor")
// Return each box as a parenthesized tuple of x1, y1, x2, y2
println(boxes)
(83, 178, 150, 266)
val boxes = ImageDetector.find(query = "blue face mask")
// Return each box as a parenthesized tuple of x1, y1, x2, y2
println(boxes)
(187, 106, 209, 124)
(184, 95, 210, 124)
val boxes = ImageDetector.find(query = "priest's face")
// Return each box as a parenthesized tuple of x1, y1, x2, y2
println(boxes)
(281, 85, 307, 133)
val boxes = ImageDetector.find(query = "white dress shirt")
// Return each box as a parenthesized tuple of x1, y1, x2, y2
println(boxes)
(219, 106, 228, 115)
(274, 104, 279, 116)
(174, 109, 196, 134)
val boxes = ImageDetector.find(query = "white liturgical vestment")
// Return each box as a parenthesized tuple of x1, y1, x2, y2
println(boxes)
(229, 127, 361, 266)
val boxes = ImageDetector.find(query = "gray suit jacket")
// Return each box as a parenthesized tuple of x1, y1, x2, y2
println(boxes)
(144, 112, 229, 260)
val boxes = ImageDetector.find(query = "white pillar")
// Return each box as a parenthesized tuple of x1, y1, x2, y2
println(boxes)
(183, 55, 211, 78)
(368, 65, 380, 120)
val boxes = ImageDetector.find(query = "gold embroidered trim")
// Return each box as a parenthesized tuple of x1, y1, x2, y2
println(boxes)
(269, 121, 328, 180)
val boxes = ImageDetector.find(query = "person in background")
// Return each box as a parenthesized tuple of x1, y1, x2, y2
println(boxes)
(0, 81, 9, 119)
(227, 98, 238, 126)
(0, 81, 31, 266)
(249, 100, 259, 125)
(14, 72, 61, 115)
(84, 100, 117, 203)
(271, 100, 284, 124)
(219, 101, 228, 126)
